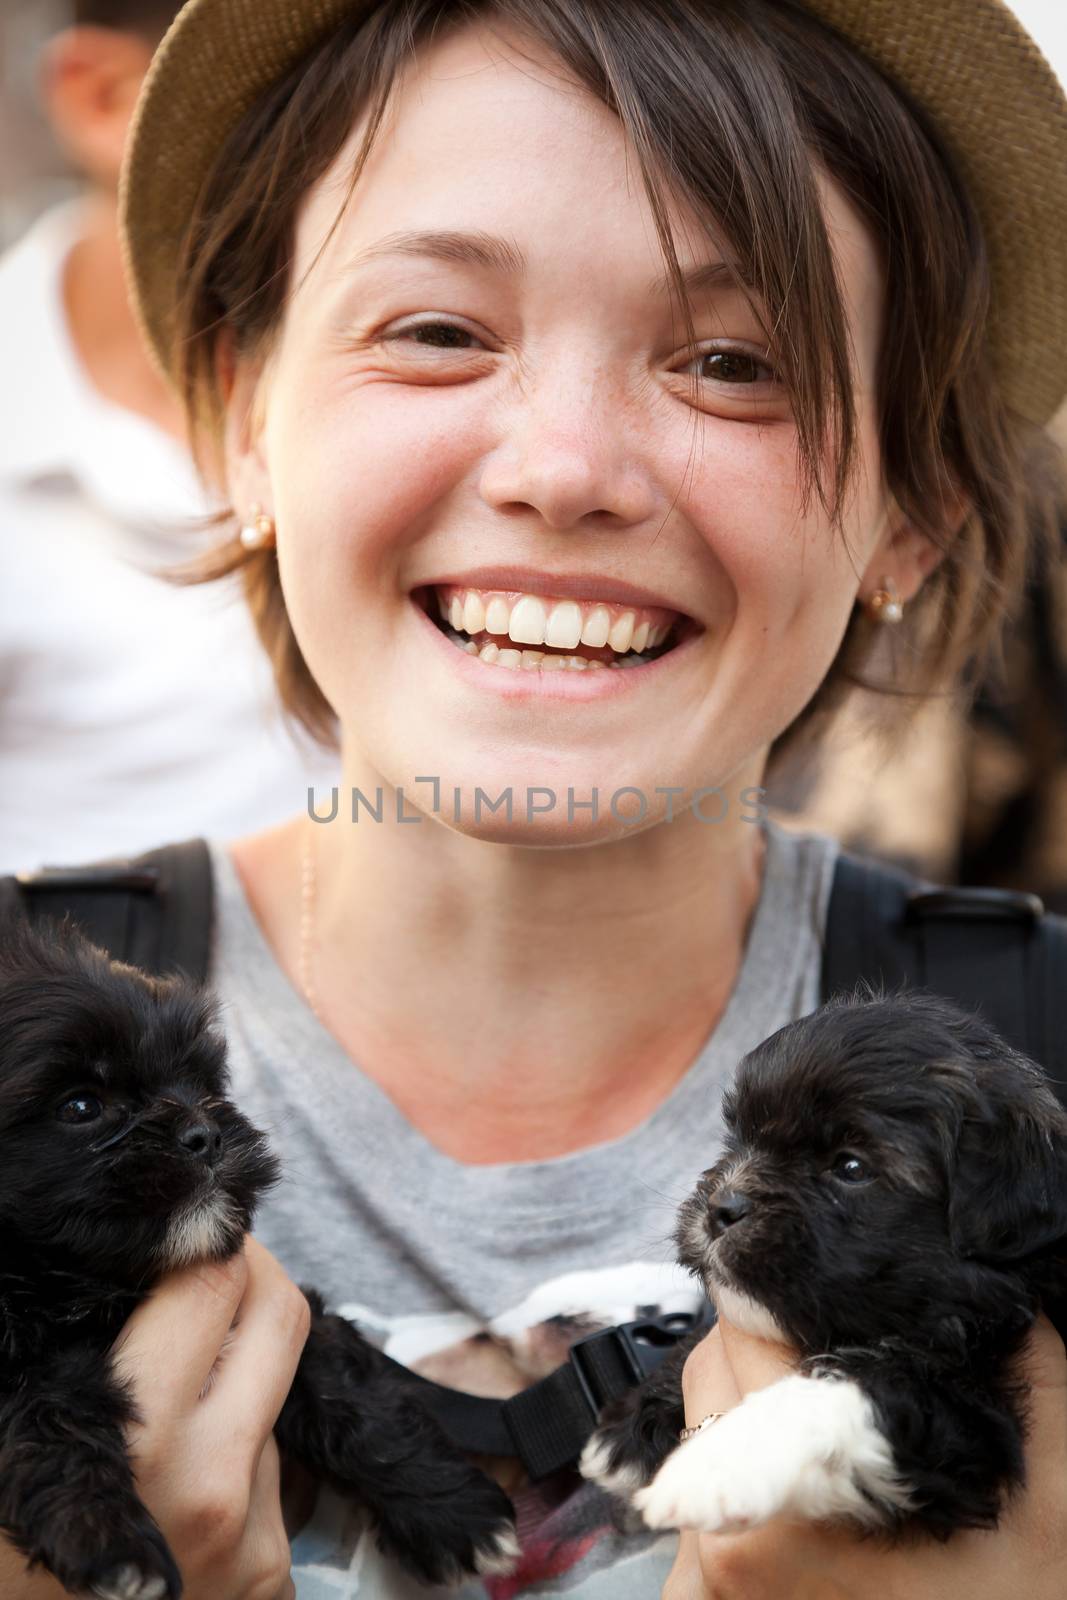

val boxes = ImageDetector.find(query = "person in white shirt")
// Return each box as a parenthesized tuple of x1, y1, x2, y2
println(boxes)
(0, 1, 340, 874)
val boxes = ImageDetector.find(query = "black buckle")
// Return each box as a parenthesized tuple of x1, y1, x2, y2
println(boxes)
(904, 886, 1044, 925)
(567, 1301, 717, 1417)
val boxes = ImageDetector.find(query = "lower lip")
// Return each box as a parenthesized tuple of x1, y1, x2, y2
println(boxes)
(410, 594, 704, 701)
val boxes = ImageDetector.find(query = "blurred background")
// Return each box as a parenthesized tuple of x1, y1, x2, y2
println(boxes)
(1, 0, 70, 246)
(0, 0, 1064, 895)
(0, 0, 341, 876)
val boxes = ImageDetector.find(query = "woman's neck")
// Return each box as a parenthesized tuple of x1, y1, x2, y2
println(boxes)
(231, 755, 769, 1164)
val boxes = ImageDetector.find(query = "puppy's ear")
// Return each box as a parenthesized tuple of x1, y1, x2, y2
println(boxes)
(948, 1078, 1067, 1266)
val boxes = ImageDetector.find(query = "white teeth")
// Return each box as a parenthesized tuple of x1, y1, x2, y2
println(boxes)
(608, 612, 635, 653)
(430, 587, 682, 664)
(463, 592, 486, 634)
(580, 605, 611, 648)
(544, 601, 584, 650)
(446, 628, 607, 672)
(508, 595, 548, 645)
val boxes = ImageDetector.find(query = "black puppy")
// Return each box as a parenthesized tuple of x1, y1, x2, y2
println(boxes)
(0, 912, 518, 1599)
(581, 987, 1067, 1541)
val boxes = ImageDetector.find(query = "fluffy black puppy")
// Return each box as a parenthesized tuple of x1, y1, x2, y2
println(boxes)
(0, 912, 518, 1599)
(581, 987, 1067, 1541)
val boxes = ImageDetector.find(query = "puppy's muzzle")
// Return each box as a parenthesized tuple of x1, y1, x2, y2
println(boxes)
(178, 1117, 224, 1168)
(707, 1189, 753, 1240)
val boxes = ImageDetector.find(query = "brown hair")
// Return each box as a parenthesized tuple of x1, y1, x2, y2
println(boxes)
(159, 0, 1066, 760)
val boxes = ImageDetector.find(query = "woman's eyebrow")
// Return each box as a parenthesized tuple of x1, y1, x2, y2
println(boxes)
(345, 228, 525, 278)
(342, 227, 746, 297)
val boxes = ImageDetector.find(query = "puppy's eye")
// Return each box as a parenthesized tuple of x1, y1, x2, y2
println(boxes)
(830, 1151, 874, 1184)
(56, 1094, 104, 1125)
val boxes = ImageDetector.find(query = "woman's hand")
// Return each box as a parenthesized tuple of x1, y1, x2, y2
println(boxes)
(662, 1313, 1067, 1600)
(0, 1237, 311, 1600)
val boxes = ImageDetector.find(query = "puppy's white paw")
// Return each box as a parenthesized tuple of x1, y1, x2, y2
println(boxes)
(633, 1422, 771, 1533)
(633, 1373, 910, 1534)
(91, 1565, 169, 1600)
(472, 1524, 521, 1578)
(579, 1433, 645, 1499)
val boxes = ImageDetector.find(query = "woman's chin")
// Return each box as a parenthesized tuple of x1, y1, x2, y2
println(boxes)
(376, 754, 692, 845)
(434, 806, 662, 848)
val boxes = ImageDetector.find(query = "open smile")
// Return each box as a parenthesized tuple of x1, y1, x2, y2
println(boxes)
(411, 581, 704, 698)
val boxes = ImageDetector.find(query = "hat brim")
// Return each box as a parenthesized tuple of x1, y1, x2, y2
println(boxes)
(119, 0, 1067, 426)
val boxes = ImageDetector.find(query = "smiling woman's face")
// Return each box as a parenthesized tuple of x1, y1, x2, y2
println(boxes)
(228, 17, 896, 843)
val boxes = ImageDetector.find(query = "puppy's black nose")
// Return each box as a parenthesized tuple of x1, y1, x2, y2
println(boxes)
(178, 1119, 223, 1167)
(709, 1190, 752, 1235)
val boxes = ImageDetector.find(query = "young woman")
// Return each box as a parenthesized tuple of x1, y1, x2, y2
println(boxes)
(7, 0, 1067, 1595)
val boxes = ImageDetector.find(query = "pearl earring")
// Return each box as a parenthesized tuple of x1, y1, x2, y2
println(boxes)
(865, 575, 904, 624)
(239, 505, 276, 550)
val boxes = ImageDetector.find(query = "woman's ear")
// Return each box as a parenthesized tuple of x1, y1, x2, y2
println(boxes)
(217, 329, 274, 523)
(859, 489, 970, 608)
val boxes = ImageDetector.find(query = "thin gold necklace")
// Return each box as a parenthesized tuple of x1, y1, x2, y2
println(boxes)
(298, 818, 322, 1021)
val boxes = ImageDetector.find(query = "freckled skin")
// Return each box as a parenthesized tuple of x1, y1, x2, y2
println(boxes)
(219, 18, 944, 1168)
(227, 19, 907, 849)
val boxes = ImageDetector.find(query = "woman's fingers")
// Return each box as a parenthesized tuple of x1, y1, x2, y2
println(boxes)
(662, 1531, 710, 1600)
(107, 1239, 307, 1599)
(201, 1237, 311, 1436)
(240, 1435, 300, 1600)
(678, 1324, 743, 1422)
(666, 1523, 846, 1600)
(110, 1248, 250, 1419)
(715, 1315, 795, 1392)
(681, 1316, 794, 1424)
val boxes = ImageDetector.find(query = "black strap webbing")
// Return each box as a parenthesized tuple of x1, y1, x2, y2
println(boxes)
(396, 1307, 715, 1479)
(822, 848, 1067, 1105)
(1, 837, 213, 986)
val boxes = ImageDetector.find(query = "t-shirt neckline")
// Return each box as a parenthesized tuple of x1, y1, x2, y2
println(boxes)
(205, 817, 823, 1206)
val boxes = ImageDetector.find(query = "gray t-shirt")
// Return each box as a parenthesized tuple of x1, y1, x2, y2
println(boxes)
(206, 816, 840, 1598)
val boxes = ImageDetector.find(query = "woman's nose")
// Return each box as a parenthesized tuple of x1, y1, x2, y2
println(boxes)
(478, 366, 659, 532)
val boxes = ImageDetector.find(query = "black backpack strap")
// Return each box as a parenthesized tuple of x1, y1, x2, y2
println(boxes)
(400, 1302, 716, 1478)
(0, 837, 214, 985)
(822, 849, 1067, 1103)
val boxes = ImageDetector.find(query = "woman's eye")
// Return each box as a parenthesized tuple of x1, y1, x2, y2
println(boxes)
(56, 1094, 104, 1125)
(830, 1151, 875, 1184)
(384, 320, 482, 352)
(692, 349, 776, 386)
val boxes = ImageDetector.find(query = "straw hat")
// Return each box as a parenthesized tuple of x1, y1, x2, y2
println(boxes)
(119, 0, 1067, 427)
